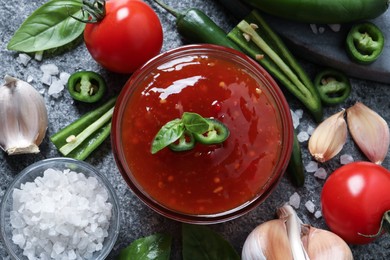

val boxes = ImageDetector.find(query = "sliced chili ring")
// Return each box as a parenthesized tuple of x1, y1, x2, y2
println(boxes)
(194, 118, 230, 145)
(169, 131, 195, 152)
(314, 69, 351, 106)
(345, 22, 384, 64)
(67, 71, 107, 103)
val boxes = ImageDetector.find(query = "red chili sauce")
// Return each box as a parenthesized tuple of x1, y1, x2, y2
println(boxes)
(121, 54, 283, 215)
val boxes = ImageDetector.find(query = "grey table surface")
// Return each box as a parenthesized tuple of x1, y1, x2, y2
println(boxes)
(0, 0, 389, 259)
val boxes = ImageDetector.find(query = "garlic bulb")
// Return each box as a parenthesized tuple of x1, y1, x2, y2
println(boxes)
(347, 102, 389, 165)
(241, 219, 293, 260)
(0, 75, 48, 155)
(308, 110, 348, 162)
(242, 204, 353, 260)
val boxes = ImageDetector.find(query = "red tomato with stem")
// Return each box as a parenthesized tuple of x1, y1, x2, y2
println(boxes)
(84, 0, 163, 74)
(321, 161, 390, 244)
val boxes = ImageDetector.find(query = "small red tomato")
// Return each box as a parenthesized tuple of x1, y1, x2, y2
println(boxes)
(84, 0, 163, 74)
(321, 161, 390, 244)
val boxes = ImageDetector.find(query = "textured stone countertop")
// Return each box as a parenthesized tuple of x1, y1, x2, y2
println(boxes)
(0, 0, 389, 259)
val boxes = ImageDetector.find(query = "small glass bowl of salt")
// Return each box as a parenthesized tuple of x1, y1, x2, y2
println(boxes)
(0, 157, 120, 260)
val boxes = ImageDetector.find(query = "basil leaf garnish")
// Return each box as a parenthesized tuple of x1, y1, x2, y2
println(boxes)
(7, 0, 86, 53)
(151, 119, 184, 154)
(182, 112, 210, 134)
(118, 233, 172, 260)
(151, 112, 229, 154)
(182, 224, 240, 260)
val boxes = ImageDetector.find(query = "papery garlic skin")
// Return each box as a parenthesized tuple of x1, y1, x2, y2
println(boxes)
(347, 102, 389, 165)
(242, 219, 293, 260)
(308, 110, 347, 163)
(0, 75, 48, 155)
(301, 225, 353, 260)
(242, 204, 354, 260)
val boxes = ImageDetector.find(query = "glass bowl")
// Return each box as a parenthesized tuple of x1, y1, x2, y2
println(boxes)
(112, 44, 293, 224)
(0, 157, 120, 260)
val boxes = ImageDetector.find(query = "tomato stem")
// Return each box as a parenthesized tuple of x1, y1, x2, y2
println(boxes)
(358, 210, 390, 239)
(380, 211, 390, 236)
(71, 0, 106, 23)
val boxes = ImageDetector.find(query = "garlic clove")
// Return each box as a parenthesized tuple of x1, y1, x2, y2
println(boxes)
(0, 75, 48, 155)
(308, 110, 348, 163)
(242, 219, 293, 260)
(347, 102, 389, 164)
(277, 204, 310, 260)
(301, 225, 353, 260)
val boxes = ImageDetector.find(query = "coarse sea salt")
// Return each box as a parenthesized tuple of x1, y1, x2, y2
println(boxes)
(340, 154, 354, 165)
(314, 210, 322, 219)
(289, 192, 301, 209)
(10, 168, 112, 260)
(305, 200, 316, 213)
(297, 131, 309, 142)
(290, 110, 301, 129)
(305, 161, 318, 173)
(40, 63, 59, 76)
(314, 167, 327, 179)
(17, 53, 32, 67)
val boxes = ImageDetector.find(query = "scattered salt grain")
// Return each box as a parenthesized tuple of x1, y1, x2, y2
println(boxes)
(289, 192, 301, 209)
(26, 75, 34, 83)
(294, 109, 303, 119)
(297, 131, 310, 142)
(59, 72, 71, 85)
(305, 200, 316, 213)
(307, 125, 315, 135)
(40, 73, 52, 86)
(328, 24, 341, 32)
(310, 24, 318, 34)
(290, 110, 300, 129)
(305, 161, 318, 173)
(17, 53, 32, 66)
(340, 154, 354, 165)
(314, 167, 327, 179)
(40, 63, 59, 76)
(48, 78, 64, 96)
(314, 210, 322, 219)
(318, 26, 325, 34)
(10, 168, 112, 259)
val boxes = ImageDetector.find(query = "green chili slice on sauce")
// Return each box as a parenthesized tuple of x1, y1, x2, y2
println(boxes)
(194, 119, 230, 145)
(151, 113, 230, 154)
(169, 131, 196, 152)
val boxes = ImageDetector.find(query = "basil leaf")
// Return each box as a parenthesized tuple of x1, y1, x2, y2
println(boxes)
(7, 0, 86, 53)
(118, 233, 172, 260)
(182, 112, 210, 134)
(151, 119, 184, 154)
(182, 224, 240, 260)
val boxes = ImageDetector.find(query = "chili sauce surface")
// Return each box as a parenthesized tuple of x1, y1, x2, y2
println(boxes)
(121, 54, 282, 215)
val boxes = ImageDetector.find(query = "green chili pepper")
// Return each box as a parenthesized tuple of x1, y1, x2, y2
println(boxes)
(67, 71, 106, 103)
(287, 130, 305, 187)
(314, 69, 351, 106)
(194, 119, 230, 145)
(169, 131, 196, 152)
(242, 0, 388, 24)
(346, 22, 385, 65)
(152, 0, 240, 50)
(50, 97, 116, 160)
(227, 10, 323, 122)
